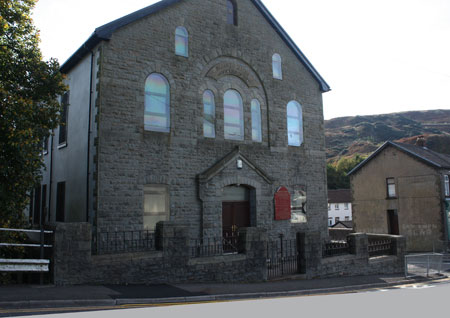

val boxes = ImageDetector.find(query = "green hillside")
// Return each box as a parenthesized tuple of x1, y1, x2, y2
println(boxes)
(325, 109, 450, 162)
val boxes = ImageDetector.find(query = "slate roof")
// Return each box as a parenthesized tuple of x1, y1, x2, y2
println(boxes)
(348, 141, 450, 176)
(60, 0, 330, 92)
(327, 189, 351, 203)
(330, 221, 353, 229)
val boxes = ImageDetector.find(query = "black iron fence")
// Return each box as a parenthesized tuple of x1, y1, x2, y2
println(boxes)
(267, 237, 301, 279)
(322, 241, 350, 258)
(190, 235, 239, 258)
(95, 230, 156, 255)
(368, 238, 392, 257)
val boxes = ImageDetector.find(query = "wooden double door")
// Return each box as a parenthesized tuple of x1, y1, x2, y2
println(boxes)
(222, 201, 250, 239)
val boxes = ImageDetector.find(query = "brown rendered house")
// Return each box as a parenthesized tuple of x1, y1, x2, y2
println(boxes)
(348, 140, 450, 252)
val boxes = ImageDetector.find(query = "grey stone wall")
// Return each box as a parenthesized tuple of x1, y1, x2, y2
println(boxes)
(94, 0, 328, 241)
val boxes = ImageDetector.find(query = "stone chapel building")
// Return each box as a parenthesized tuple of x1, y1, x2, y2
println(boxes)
(36, 0, 331, 251)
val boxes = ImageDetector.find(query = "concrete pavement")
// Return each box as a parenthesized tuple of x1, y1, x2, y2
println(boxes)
(0, 273, 447, 310)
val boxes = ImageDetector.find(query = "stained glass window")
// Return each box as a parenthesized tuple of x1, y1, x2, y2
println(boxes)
(175, 26, 188, 57)
(203, 90, 215, 138)
(224, 90, 244, 141)
(144, 73, 170, 132)
(272, 53, 282, 80)
(227, 0, 237, 25)
(287, 101, 303, 146)
(251, 99, 262, 142)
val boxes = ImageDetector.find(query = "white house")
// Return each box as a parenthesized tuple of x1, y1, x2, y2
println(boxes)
(328, 189, 352, 226)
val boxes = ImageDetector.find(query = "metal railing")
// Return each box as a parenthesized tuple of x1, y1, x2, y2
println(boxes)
(267, 237, 301, 279)
(322, 241, 350, 258)
(190, 235, 239, 258)
(96, 230, 156, 255)
(0, 227, 54, 284)
(368, 238, 392, 257)
(405, 253, 443, 277)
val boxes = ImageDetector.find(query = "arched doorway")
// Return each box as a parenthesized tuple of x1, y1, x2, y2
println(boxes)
(222, 185, 251, 250)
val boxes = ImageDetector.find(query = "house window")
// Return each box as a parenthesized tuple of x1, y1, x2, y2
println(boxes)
(43, 136, 49, 155)
(334, 204, 339, 210)
(227, 0, 237, 25)
(251, 99, 262, 142)
(203, 90, 216, 138)
(344, 203, 349, 210)
(445, 175, 449, 197)
(335, 217, 340, 223)
(58, 91, 69, 146)
(291, 188, 307, 223)
(328, 218, 333, 226)
(144, 73, 170, 132)
(287, 101, 303, 146)
(224, 89, 244, 140)
(175, 26, 188, 57)
(56, 182, 65, 222)
(328, 204, 331, 211)
(272, 53, 282, 79)
(387, 178, 396, 198)
(345, 216, 350, 221)
(144, 185, 169, 230)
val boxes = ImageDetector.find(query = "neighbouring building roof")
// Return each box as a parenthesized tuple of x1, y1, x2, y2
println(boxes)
(328, 189, 351, 204)
(348, 141, 450, 176)
(330, 221, 353, 229)
(60, 0, 331, 92)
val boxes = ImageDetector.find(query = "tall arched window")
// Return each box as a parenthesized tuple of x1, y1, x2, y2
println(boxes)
(203, 90, 216, 138)
(224, 90, 244, 140)
(175, 26, 188, 57)
(251, 99, 262, 142)
(144, 73, 170, 132)
(227, 0, 237, 25)
(287, 101, 303, 146)
(272, 53, 282, 80)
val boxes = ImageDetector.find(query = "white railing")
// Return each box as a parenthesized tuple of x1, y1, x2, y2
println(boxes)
(405, 253, 443, 278)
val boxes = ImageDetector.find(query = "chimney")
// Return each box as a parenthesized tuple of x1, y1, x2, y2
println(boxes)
(415, 136, 426, 147)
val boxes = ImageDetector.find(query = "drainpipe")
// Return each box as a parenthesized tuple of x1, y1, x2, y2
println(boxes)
(86, 50, 95, 223)
(48, 131, 54, 223)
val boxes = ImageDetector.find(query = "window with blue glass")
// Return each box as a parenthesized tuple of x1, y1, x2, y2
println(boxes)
(272, 53, 282, 80)
(224, 90, 244, 140)
(175, 26, 188, 57)
(203, 90, 216, 138)
(227, 0, 237, 25)
(251, 99, 262, 142)
(144, 73, 170, 132)
(287, 101, 303, 146)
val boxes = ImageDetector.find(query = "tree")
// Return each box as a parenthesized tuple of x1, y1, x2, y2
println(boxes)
(0, 0, 66, 228)
(327, 155, 366, 189)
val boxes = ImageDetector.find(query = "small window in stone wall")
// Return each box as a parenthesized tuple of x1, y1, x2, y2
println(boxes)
(251, 99, 262, 142)
(144, 185, 169, 231)
(272, 53, 282, 80)
(144, 73, 170, 132)
(445, 175, 449, 197)
(287, 101, 303, 146)
(224, 89, 244, 141)
(227, 0, 237, 26)
(175, 26, 188, 57)
(203, 90, 216, 138)
(291, 187, 307, 223)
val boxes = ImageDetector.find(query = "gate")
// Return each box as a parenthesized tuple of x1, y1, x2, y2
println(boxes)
(405, 253, 443, 278)
(267, 235, 303, 279)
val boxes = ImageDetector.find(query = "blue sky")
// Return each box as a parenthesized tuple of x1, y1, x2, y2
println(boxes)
(33, 0, 450, 119)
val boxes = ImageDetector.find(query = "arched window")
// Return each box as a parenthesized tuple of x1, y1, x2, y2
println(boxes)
(287, 101, 303, 146)
(144, 73, 170, 132)
(227, 0, 237, 26)
(251, 99, 262, 142)
(203, 90, 216, 138)
(175, 26, 188, 57)
(224, 90, 244, 140)
(272, 53, 282, 80)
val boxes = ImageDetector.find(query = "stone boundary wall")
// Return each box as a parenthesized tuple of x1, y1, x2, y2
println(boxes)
(52, 223, 406, 285)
